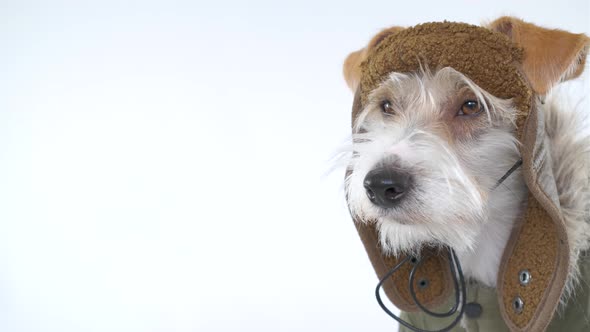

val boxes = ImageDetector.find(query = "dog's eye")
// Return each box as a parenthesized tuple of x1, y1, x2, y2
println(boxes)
(458, 100, 482, 116)
(380, 100, 395, 115)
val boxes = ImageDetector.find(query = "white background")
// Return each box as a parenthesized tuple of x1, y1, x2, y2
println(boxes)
(0, 1, 589, 331)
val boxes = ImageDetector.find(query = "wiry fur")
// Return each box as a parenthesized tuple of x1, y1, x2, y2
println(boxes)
(343, 68, 590, 299)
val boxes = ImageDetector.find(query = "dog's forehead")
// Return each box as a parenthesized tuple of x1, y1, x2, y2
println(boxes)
(356, 22, 532, 123)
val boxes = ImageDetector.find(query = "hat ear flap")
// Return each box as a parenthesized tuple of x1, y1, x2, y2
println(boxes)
(343, 26, 404, 91)
(488, 16, 590, 95)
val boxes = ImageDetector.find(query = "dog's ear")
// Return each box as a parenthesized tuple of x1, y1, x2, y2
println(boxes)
(343, 26, 405, 91)
(488, 16, 590, 95)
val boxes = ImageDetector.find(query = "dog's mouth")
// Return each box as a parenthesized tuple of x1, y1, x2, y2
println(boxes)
(384, 215, 412, 225)
(368, 197, 425, 226)
(381, 207, 426, 226)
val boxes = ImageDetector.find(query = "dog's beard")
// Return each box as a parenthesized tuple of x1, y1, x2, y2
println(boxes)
(346, 128, 491, 256)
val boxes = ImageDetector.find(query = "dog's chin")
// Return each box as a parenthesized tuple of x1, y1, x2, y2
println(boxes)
(374, 207, 485, 257)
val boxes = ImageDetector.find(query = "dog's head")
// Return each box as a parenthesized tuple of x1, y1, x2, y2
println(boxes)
(343, 17, 589, 255)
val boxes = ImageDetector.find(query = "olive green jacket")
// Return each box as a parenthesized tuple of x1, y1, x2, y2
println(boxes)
(399, 254, 590, 331)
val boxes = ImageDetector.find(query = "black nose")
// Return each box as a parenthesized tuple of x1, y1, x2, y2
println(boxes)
(363, 167, 412, 208)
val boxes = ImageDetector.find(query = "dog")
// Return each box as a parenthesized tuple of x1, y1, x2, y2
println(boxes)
(341, 17, 590, 331)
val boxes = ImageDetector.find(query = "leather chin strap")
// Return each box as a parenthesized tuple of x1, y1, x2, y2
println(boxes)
(498, 100, 569, 332)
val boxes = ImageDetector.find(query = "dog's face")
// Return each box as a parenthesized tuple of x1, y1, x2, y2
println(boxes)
(346, 68, 520, 255)
(343, 17, 589, 256)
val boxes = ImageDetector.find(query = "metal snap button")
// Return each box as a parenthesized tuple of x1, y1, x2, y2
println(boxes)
(464, 302, 483, 319)
(512, 296, 524, 314)
(417, 278, 429, 289)
(518, 269, 532, 285)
